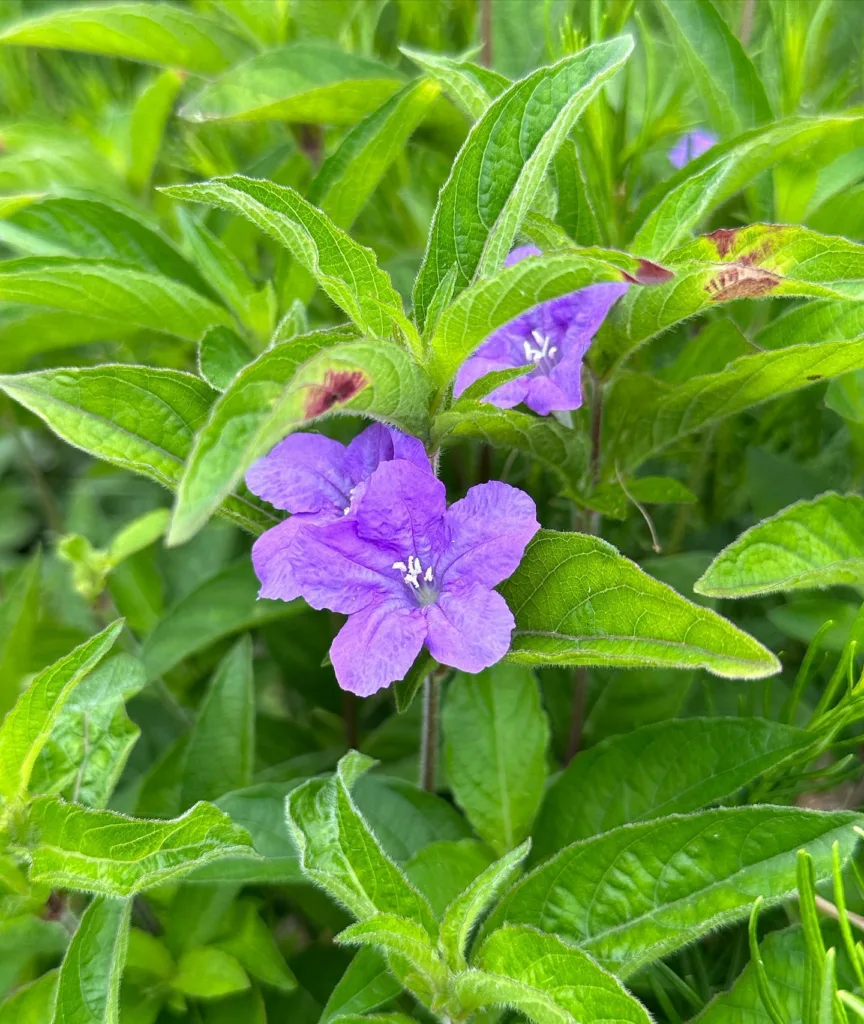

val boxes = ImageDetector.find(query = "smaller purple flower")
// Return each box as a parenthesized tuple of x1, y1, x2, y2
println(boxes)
(247, 423, 430, 602)
(286, 460, 540, 696)
(454, 247, 628, 416)
(668, 129, 717, 169)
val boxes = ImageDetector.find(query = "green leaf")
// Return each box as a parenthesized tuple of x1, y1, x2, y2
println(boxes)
(696, 493, 864, 598)
(607, 339, 864, 475)
(0, 621, 122, 806)
(308, 78, 441, 230)
(336, 914, 447, 989)
(177, 210, 274, 343)
(198, 326, 254, 392)
(0, 196, 209, 296)
(181, 43, 405, 125)
(532, 717, 813, 862)
(439, 841, 531, 972)
(181, 637, 255, 806)
(24, 796, 255, 896)
(475, 925, 652, 1023)
(412, 37, 634, 327)
(167, 334, 431, 545)
(0, 916, 67, 993)
(594, 224, 864, 374)
(658, 0, 772, 137)
(205, 781, 306, 885)
(630, 115, 864, 258)
(485, 806, 862, 977)
(399, 48, 508, 120)
(285, 751, 437, 933)
(452, 969, 573, 1024)
(172, 947, 249, 1000)
(427, 252, 631, 389)
(30, 653, 146, 809)
(0, 549, 40, 718)
(215, 900, 297, 992)
(163, 176, 404, 339)
(141, 560, 296, 680)
(500, 531, 780, 678)
(433, 403, 588, 497)
(553, 138, 602, 247)
(442, 664, 548, 856)
(0, 365, 274, 537)
(353, 775, 472, 863)
(320, 948, 402, 1024)
(405, 841, 495, 919)
(695, 926, 812, 1022)
(0, 971, 58, 1024)
(53, 896, 131, 1024)
(0, 308, 134, 371)
(331, 1016, 418, 1024)
(128, 68, 184, 194)
(0, 257, 231, 342)
(0, 2, 250, 74)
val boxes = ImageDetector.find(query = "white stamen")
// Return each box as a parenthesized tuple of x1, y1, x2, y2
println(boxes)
(524, 329, 556, 366)
(343, 507, 350, 515)
(395, 553, 434, 593)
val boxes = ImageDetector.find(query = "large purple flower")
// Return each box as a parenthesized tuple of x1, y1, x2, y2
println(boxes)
(247, 423, 430, 602)
(668, 129, 717, 169)
(285, 460, 540, 695)
(453, 246, 628, 416)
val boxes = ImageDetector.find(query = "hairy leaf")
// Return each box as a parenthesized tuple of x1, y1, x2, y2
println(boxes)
(0, 365, 274, 536)
(501, 531, 780, 678)
(475, 925, 652, 1023)
(485, 806, 861, 977)
(532, 717, 812, 862)
(285, 752, 436, 934)
(413, 37, 633, 326)
(0, 622, 122, 805)
(319, 948, 401, 1024)
(24, 796, 255, 896)
(168, 333, 430, 545)
(53, 896, 130, 1024)
(0, 257, 231, 341)
(0, 549, 41, 718)
(399, 47, 507, 119)
(696, 493, 864, 598)
(163, 177, 403, 338)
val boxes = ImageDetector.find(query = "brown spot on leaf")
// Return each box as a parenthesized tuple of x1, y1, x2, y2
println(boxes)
(704, 264, 780, 302)
(806, 374, 823, 381)
(707, 228, 739, 258)
(304, 369, 368, 420)
(623, 259, 675, 286)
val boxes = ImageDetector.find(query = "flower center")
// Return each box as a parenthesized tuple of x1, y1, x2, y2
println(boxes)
(392, 555, 438, 605)
(523, 330, 559, 375)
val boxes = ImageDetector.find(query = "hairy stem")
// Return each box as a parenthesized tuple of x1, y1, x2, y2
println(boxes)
(420, 674, 440, 791)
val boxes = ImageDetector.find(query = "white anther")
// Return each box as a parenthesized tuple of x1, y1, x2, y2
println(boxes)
(392, 561, 407, 572)
(424, 566, 434, 583)
(524, 330, 554, 365)
(343, 507, 350, 515)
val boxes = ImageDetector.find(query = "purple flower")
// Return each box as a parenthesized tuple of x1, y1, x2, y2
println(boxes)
(668, 129, 717, 169)
(247, 423, 430, 602)
(454, 246, 628, 416)
(284, 460, 540, 696)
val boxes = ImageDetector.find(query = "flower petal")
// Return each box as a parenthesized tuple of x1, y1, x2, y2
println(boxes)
(290, 519, 404, 614)
(668, 129, 717, 169)
(438, 480, 540, 588)
(353, 460, 446, 560)
(505, 244, 542, 267)
(425, 583, 514, 673)
(246, 432, 350, 514)
(330, 600, 428, 696)
(343, 422, 429, 485)
(251, 516, 312, 602)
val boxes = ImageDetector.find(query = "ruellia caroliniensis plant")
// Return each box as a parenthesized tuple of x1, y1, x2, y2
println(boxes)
(4, 1, 864, 1022)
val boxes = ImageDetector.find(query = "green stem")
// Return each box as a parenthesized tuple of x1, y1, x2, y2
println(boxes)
(420, 674, 440, 792)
